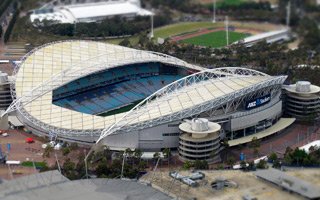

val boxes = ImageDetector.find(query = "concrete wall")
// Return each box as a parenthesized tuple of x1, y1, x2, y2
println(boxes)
(0, 113, 9, 130)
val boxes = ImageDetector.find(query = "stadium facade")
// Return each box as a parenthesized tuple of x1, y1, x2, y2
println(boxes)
(7, 40, 295, 152)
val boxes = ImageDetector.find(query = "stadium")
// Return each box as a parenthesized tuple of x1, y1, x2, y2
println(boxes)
(7, 40, 295, 152)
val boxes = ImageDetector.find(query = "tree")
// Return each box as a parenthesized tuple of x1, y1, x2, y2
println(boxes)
(221, 139, 230, 161)
(43, 146, 53, 158)
(138, 33, 149, 47)
(182, 160, 193, 170)
(256, 160, 268, 169)
(0, 25, 2, 38)
(125, 148, 133, 158)
(268, 152, 278, 163)
(226, 156, 235, 166)
(153, 152, 160, 159)
(62, 147, 71, 156)
(240, 160, 247, 170)
(95, 157, 110, 177)
(70, 143, 78, 150)
(103, 145, 112, 160)
(194, 160, 208, 170)
(248, 161, 256, 171)
(133, 149, 142, 163)
(153, 152, 161, 165)
(76, 151, 86, 178)
(291, 148, 308, 166)
(217, 164, 224, 170)
(249, 137, 261, 157)
(272, 159, 281, 169)
(162, 148, 171, 168)
(119, 38, 131, 47)
(62, 158, 77, 179)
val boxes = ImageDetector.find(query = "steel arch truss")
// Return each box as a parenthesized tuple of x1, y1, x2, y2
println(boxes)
(98, 67, 286, 142)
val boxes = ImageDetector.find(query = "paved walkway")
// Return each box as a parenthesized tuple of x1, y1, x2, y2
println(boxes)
(230, 123, 320, 161)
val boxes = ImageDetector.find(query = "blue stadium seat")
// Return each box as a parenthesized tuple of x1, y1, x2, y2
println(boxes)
(53, 62, 185, 115)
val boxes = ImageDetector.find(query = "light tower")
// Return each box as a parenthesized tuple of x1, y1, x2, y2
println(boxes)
(212, 0, 216, 23)
(149, 12, 154, 39)
(225, 16, 229, 46)
(286, 0, 291, 27)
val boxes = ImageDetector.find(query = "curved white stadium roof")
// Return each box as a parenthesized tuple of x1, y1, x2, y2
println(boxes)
(9, 40, 286, 141)
(9, 41, 202, 136)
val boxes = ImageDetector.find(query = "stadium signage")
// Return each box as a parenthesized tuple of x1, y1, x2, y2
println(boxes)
(245, 94, 271, 110)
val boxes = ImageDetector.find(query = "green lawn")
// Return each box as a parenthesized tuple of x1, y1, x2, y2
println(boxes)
(181, 31, 248, 48)
(216, 0, 245, 7)
(105, 22, 222, 45)
(98, 100, 143, 117)
(154, 22, 224, 39)
(21, 161, 47, 168)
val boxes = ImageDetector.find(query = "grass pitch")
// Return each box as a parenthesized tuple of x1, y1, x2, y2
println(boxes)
(181, 30, 248, 48)
(106, 22, 223, 45)
(154, 22, 224, 39)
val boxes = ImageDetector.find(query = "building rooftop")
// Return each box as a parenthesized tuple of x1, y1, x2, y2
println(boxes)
(255, 169, 320, 199)
(30, 0, 153, 23)
(0, 171, 171, 200)
(65, 1, 153, 21)
(234, 28, 289, 44)
(179, 119, 221, 134)
(284, 81, 320, 95)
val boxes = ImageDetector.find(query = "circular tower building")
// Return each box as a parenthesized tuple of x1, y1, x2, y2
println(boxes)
(178, 118, 222, 163)
(284, 81, 320, 120)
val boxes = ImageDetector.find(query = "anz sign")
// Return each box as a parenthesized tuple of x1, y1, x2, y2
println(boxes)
(245, 94, 271, 110)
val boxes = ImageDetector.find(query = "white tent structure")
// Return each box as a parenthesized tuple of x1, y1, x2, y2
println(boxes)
(30, 0, 153, 24)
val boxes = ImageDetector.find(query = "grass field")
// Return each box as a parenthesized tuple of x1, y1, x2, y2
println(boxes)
(197, 0, 278, 5)
(98, 100, 143, 117)
(105, 22, 224, 45)
(180, 30, 248, 48)
(21, 161, 47, 168)
(154, 22, 224, 39)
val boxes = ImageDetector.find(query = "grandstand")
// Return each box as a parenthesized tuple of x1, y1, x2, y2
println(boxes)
(52, 63, 186, 116)
(233, 28, 291, 47)
(4, 40, 296, 152)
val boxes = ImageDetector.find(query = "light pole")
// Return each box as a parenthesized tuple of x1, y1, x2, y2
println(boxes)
(286, 0, 291, 27)
(120, 152, 126, 179)
(150, 12, 154, 39)
(212, 0, 216, 23)
(225, 16, 229, 46)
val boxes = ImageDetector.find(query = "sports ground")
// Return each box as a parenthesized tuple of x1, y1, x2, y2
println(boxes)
(153, 21, 278, 48)
(179, 30, 248, 48)
(107, 21, 284, 48)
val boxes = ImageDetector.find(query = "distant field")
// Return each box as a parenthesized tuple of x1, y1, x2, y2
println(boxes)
(106, 22, 224, 45)
(106, 21, 280, 45)
(154, 22, 224, 39)
(196, 0, 278, 5)
(181, 30, 248, 48)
